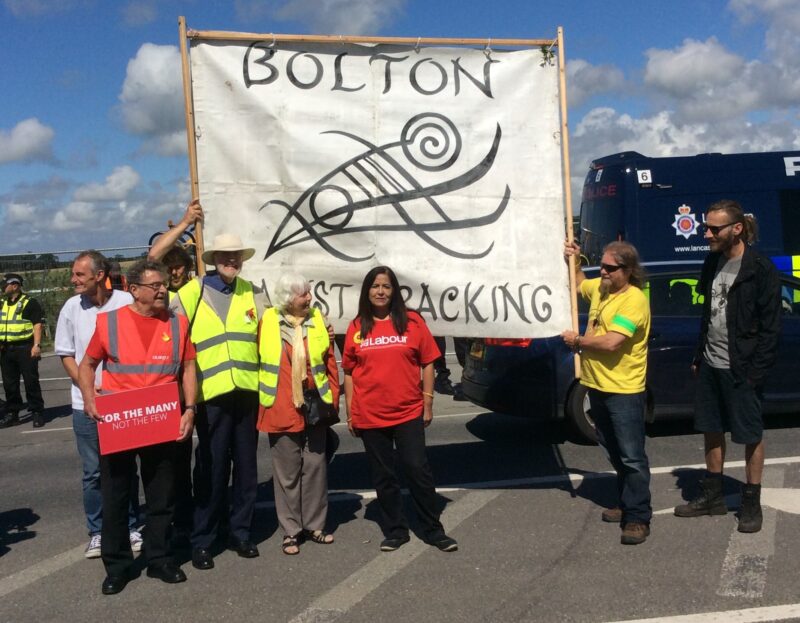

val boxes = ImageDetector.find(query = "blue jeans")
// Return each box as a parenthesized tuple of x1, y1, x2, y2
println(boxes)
(72, 409, 140, 536)
(587, 389, 652, 524)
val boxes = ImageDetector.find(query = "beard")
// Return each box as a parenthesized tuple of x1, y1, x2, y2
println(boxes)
(599, 279, 610, 296)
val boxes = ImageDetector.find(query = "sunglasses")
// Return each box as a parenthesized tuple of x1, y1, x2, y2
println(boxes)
(133, 281, 168, 292)
(600, 263, 625, 273)
(702, 222, 737, 236)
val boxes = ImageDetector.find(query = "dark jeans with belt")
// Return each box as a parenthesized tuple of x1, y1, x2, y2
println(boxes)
(191, 390, 259, 549)
(360, 416, 445, 542)
(588, 388, 652, 524)
(0, 342, 44, 414)
(100, 441, 177, 577)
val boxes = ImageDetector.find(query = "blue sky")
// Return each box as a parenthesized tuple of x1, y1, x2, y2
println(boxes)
(1, 0, 799, 254)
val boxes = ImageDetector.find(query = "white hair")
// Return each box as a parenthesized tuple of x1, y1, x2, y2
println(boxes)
(273, 272, 310, 311)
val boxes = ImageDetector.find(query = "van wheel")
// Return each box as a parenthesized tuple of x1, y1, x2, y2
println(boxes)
(565, 384, 598, 445)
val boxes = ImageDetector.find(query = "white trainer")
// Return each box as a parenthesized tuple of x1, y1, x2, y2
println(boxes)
(85, 534, 101, 559)
(129, 530, 143, 553)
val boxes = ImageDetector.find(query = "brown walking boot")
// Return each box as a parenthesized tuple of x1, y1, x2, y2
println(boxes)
(620, 522, 650, 545)
(601, 507, 623, 523)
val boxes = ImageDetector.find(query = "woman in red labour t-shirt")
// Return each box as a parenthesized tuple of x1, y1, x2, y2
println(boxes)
(343, 266, 458, 554)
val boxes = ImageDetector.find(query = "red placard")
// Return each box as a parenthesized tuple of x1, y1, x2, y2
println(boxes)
(96, 382, 182, 455)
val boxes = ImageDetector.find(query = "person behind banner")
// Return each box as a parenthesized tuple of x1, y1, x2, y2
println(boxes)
(256, 273, 340, 555)
(78, 259, 197, 596)
(170, 232, 268, 570)
(148, 199, 203, 299)
(54, 250, 142, 559)
(561, 241, 653, 546)
(147, 199, 203, 547)
(343, 266, 458, 554)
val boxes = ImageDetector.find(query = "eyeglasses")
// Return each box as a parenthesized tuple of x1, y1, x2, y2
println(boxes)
(600, 263, 625, 273)
(133, 281, 168, 291)
(702, 222, 737, 236)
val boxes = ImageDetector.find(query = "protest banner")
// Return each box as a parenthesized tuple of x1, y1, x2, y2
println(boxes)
(96, 382, 181, 454)
(180, 23, 577, 338)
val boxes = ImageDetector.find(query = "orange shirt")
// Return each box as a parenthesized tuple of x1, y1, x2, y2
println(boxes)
(256, 338, 340, 434)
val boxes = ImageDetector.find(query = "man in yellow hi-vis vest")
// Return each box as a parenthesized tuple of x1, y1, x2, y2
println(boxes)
(1, 273, 45, 428)
(170, 233, 268, 571)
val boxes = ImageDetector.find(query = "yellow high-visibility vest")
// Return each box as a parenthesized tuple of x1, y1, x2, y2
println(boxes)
(258, 306, 332, 408)
(1, 295, 34, 343)
(178, 277, 258, 402)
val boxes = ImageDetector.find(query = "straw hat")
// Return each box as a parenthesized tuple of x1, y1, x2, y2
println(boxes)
(201, 233, 256, 265)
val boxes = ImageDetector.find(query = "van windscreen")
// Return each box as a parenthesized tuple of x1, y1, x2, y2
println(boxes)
(579, 165, 626, 265)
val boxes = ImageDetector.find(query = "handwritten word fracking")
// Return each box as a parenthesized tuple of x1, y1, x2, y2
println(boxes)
(261, 112, 510, 262)
(243, 44, 499, 97)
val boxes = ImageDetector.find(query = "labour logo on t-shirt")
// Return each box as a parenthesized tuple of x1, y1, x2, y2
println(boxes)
(353, 331, 362, 344)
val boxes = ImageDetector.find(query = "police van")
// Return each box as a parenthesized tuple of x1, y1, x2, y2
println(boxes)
(581, 150, 800, 274)
(462, 149, 800, 442)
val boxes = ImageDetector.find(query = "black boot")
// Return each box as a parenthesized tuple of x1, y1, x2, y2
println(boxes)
(738, 483, 763, 533)
(0, 411, 20, 428)
(674, 475, 727, 517)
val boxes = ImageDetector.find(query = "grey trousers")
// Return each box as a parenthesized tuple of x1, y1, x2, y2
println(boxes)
(268, 425, 328, 537)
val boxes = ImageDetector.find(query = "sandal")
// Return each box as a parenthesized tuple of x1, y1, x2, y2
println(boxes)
(282, 535, 300, 555)
(304, 530, 334, 545)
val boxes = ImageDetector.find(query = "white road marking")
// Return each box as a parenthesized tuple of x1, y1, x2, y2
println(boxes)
(21, 426, 73, 434)
(0, 544, 86, 599)
(606, 603, 800, 622)
(288, 489, 501, 623)
(717, 467, 783, 599)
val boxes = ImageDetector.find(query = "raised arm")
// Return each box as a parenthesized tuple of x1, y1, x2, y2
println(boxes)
(148, 199, 203, 262)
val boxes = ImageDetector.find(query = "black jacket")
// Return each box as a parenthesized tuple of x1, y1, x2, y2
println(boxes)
(693, 246, 781, 385)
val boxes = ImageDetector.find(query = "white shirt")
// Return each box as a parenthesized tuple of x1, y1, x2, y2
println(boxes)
(54, 289, 133, 410)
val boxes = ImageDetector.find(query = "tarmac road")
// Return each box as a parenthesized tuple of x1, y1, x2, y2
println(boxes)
(3, 350, 800, 622)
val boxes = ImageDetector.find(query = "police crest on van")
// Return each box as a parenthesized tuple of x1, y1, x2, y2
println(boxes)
(672, 204, 700, 239)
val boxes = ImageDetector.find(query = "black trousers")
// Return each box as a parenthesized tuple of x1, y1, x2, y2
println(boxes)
(360, 416, 444, 541)
(191, 390, 259, 548)
(0, 343, 44, 413)
(100, 441, 177, 577)
(172, 437, 194, 534)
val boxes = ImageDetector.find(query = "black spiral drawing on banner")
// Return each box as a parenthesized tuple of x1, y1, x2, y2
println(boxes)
(261, 112, 510, 262)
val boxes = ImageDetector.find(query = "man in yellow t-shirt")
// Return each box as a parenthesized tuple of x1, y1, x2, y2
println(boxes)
(562, 241, 652, 546)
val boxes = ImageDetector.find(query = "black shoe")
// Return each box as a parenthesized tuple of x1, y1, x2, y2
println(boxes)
(738, 483, 763, 533)
(101, 575, 129, 595)
(380, 535, 410, 552)
(32, 412, 44, 428)
(434, 374, 455, 395)
(452, 383, 468, 401)
(430, 535, 458, 552)
(0, 412, 20, 428)
(191, 548, 214, 570)
(147, 563, 187, 584)
(229, 538, 259, 558)
(674, 476, 727, 517)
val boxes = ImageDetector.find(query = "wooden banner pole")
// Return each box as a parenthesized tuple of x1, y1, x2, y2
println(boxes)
(186, 30, 554, 47)
(556, 26, 580, 378)
(178, 16, 205, 276)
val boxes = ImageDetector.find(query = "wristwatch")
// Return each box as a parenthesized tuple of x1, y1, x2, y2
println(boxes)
(185, 405, 198, 413)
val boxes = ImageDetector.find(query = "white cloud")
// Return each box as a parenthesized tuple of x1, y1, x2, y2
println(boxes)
(235, 0, 406, 34)
(3, 203, 38, 223)
(567, 59, 626, 108)
(52, 201, 97, 231)
(122, 1, 156, 26)
(118, 43, 185, 156)
(74, 165, 140, 202)
(644, 37, 744, 98)
(0, 118, 55, 165)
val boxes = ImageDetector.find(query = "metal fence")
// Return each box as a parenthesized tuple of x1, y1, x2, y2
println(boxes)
(0, 246, 150, 344)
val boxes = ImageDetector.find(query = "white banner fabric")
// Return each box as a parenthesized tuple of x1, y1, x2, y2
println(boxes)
(189, 40, 570, 337)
